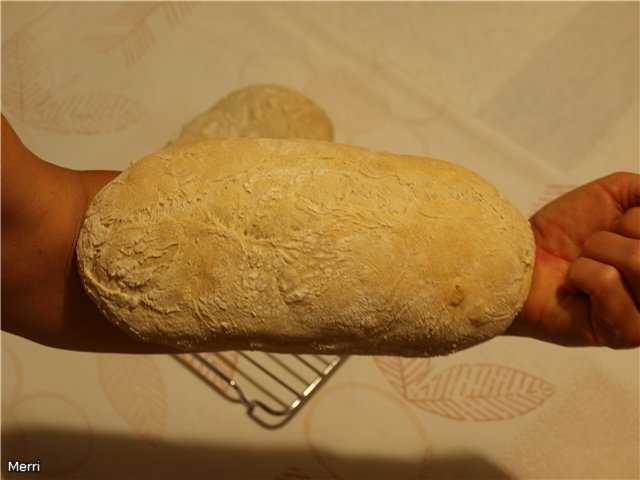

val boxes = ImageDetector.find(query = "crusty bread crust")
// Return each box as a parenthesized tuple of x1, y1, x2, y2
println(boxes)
(168, 85, 333, 146)
(77, 139, 534, 356)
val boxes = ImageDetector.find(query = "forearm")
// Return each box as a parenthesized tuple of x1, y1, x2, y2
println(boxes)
(1, 115, 177, 353)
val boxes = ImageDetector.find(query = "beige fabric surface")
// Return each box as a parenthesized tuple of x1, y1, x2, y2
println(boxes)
(2, 2, 638, 479)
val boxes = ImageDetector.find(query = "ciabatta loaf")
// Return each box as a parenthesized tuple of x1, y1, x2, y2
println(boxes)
(77, 139, 534, 356)
(168, 85, 334, 146)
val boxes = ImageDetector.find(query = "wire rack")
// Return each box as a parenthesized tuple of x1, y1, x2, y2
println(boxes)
(174, 351, 347, 428)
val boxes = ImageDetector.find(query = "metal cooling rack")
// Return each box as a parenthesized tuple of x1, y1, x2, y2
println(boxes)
(175, 351, 347, 428)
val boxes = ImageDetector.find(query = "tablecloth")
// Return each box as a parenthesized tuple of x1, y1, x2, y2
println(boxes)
(2, 2, 638, 479)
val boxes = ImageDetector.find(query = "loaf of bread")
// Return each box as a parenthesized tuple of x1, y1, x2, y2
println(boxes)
(77, 139, 534, 356)
(168, 84, 334, 146)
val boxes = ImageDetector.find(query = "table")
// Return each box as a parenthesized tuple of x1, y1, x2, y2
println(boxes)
(2, 3, 638, 479)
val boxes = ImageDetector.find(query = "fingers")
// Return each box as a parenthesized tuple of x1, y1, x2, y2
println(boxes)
(568, 256, 640, 348)
(581, 230, 640, 300)
(570, 208, 640, 348)
(612, 206, 640, 238)
(596, 172, 640, 211)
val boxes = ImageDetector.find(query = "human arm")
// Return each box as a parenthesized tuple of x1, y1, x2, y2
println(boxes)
(3, 114, 638, 352)
(1, 114, 178, 353)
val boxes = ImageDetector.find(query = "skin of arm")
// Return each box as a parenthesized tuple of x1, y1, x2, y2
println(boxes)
(1, 114, 176, 353)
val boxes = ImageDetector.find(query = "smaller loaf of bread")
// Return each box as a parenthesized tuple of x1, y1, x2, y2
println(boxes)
(168, 84, 334, 146)
(77, 139, 534, 357)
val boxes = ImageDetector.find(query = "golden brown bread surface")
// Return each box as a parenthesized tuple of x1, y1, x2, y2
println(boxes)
(77, 139, 534, 356)
(168, 84, 334, 146)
